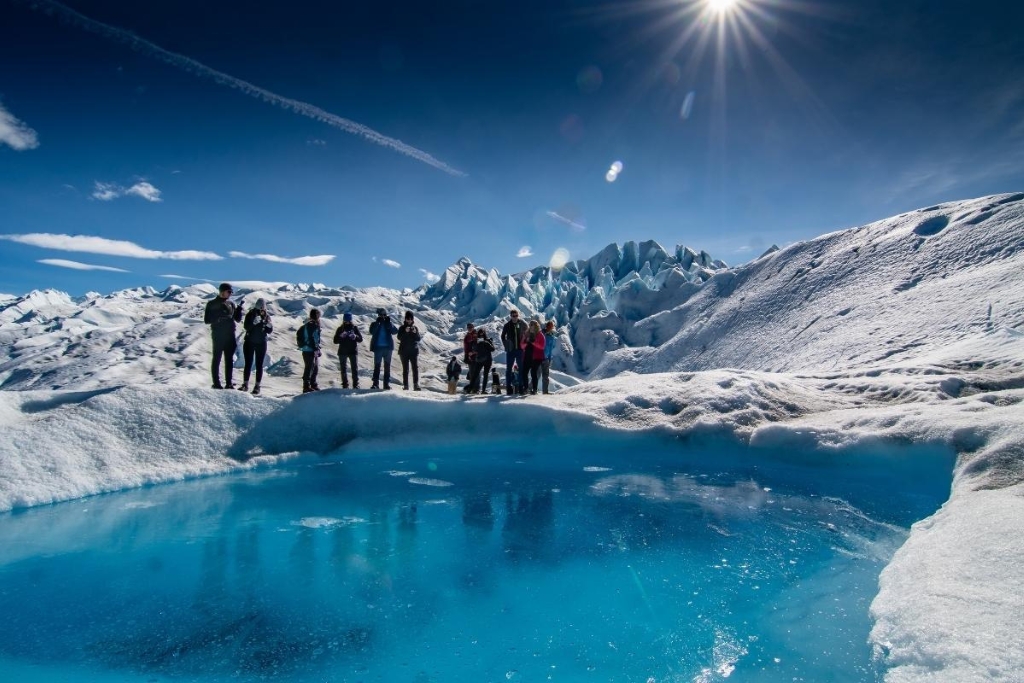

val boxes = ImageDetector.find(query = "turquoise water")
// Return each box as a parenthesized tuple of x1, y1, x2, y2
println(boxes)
(0, 435, 953, 682)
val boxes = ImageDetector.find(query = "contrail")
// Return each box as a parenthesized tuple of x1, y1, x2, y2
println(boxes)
(19, 0, 466, 177)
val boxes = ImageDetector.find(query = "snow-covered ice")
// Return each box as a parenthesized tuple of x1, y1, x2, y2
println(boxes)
(0, 193, 1022, 682)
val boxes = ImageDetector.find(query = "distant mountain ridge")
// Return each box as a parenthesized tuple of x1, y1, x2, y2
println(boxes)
(0, 193, 1021, 392)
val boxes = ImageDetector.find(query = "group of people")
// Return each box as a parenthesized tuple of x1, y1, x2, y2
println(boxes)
(294, 306, 422, 393)
(452, 309, 556, 396)
(204, 282, 271, 394)
(205, 284, 557, 396)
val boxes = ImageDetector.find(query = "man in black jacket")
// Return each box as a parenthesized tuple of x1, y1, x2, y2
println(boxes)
(203, 282, 243, 389)
(333, 312, 363, 389)
(501, 310, 528, 395)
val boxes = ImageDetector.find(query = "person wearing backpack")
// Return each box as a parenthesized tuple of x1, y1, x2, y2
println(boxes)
(368, 308, 397, 390)
(332, 312, 363, 389)
(297, 308, 323, 393)
(239, 298, 273, 395)
(397, 310, 423, 391)
(203, 282, 244, 389)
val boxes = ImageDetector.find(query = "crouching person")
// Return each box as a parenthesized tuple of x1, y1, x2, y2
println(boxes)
(446, 356, 462, 394)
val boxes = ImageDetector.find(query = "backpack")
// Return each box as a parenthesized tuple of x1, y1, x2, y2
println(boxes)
(295, 325, 307, 349)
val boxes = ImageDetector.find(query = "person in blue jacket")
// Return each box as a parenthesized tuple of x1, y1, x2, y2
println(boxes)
(298, 308, 322, 393)
(368, 308, 398, 390)
(541, 320, 557, 394)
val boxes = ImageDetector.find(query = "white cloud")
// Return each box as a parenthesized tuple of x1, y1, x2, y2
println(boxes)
(381, 258, 402, 269)
(0, 233, 222, 260)
(159, 274, 210, 281)
(546, 210, 587, 232)
(517, 246, 534, 258)
(419, 268, 440, 283)
(0, 102, 39, 151)
(26, 1, 465, 177)
(92, 180, 163, 202)
(38, 259, 129, 272)
(91, 182, 121, 201)
(229, 251, 335, 266)
(125, 181, 162, 202)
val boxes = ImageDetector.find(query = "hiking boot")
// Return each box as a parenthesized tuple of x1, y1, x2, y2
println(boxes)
(212, 382, 224, 390)
(225, 383, 236, 390)
(251, 384, 261, 396)
(310, 384, 320, 391)
(414, 385, 421, 391)
(238, 383, 249, 392)
(403, 384, 409, 390)
(371, 384, 380, 390)
(383, 384, 391, 390)
(506, 387, 513, 395)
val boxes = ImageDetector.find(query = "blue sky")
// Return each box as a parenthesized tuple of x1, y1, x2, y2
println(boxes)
(1, 0, 1022, 296)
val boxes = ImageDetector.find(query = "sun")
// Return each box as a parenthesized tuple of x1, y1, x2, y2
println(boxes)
(706, 0, 741, 14)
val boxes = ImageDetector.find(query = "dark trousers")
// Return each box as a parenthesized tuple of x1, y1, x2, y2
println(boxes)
(541, 358, 552, 393)
(339, 353, 358, 387)
(372, 348, 393, 387)
(400, 351, 419, 388)
(524, 356, 540, 393)
(505, 349, 524, 392)
(211, 336, 236, 386)
(302, 351, 319, 388)
(470, 360, 492, 392)
(242, 340, 267, 385)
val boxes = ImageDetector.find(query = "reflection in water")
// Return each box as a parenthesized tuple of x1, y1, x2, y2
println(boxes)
(0, 439, 950, 683)
(502, 489, 555, 565)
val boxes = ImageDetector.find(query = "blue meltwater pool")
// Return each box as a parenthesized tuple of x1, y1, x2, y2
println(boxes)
(0, 434, 953, 682)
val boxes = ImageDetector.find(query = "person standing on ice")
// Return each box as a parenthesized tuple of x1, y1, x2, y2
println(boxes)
(541, 320, 557, 394)
(445, 355, 462, 394)
(239, 298, 272, 395)
(521, 319, 546, 395)
(397, 310, 422, 390)
(368, 308, 397, 390)
(298, 308, 322, 393)
(470, 328, 495, 393)
(203, 282, 244, 389)
(332, 312, 363, 389)
(501, 310, 527, 395)
(461, 322, 477, 393)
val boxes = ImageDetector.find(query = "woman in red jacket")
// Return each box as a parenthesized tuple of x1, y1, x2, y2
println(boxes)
(521, 319, 546, 395)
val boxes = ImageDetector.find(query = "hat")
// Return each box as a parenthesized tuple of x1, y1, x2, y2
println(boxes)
(404, 311, 414, 319)
(219, 282, 233, 293)
(343, 312, 353, 322)
(376, 308, 387, 316)
(254, 298, 266, 310)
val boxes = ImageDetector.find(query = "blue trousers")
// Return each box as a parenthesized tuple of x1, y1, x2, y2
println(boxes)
(372, 348, 393, 387)
(505, 348, 524, 391)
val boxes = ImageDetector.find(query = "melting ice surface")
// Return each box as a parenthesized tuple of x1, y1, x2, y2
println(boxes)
(0, 434, 953, 682)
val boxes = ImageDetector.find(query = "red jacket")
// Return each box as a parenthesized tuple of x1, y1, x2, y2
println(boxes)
(521, 331, 546, 361)
(463, 331, 477, 362)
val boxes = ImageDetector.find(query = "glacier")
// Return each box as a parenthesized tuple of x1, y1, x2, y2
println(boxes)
(0, 193, 1022, 681)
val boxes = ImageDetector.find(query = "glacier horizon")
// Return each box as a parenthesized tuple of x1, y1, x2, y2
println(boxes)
(1, 192, 1022, 682)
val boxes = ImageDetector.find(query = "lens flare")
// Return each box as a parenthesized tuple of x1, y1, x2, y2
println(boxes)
(549, 248, 571, 270)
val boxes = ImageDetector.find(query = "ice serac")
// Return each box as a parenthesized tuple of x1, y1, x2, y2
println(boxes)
(418, 239, 728, 372)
